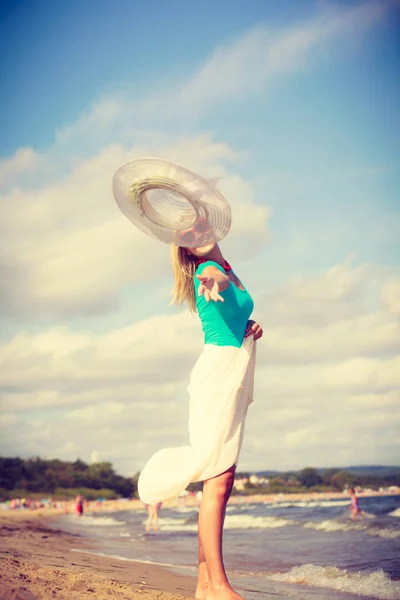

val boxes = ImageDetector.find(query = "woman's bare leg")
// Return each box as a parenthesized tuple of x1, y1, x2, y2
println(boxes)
(195, 531, 209, 599)
(153, 503, 160, 531)
(145, 504, 152, 531)
(196, 465, 244, 600)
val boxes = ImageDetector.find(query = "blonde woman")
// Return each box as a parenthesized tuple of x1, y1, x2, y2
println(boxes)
(138, 242, 262, 600)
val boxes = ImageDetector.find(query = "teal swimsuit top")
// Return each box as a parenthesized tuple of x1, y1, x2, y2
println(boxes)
(194, 261, 254, 348)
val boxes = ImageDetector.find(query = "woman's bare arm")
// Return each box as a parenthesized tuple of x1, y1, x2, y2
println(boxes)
(197, 266, 230, 291)
(196, 266, 230, 302)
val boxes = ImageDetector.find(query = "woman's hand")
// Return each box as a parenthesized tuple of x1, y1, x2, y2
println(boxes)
(244, 319, 263, 340)
(196, 274, 225, 303)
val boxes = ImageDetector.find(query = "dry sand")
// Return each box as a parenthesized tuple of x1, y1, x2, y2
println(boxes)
(0, 512, 196, 600)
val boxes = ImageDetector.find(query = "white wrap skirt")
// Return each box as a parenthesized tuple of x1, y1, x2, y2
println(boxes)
(138, 335, 256, 504)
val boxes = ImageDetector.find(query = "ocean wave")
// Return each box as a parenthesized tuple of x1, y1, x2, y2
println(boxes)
(304, 519, 364, 533)
(303, 518, 400, 539)
(264, 499, 351, 509)
(389, 508, 400, 518)
(159, 513, 295, 532)
(157, 517, 197, 532)
(220, 511, 397, 538)
(175, 505, 199, 514)
(225, 514, 295, 529)
(368, 527, 400, 539)
(268, 565, 400, 600)
(161, 511, 399, 537)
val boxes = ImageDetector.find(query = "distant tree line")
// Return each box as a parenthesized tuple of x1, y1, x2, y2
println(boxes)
(236, 466, 400, 495)
(0, 457, 136, 500)
(1, 458, 399, 501)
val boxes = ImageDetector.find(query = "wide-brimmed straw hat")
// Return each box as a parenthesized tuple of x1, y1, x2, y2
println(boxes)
(112, 158, 231, 248)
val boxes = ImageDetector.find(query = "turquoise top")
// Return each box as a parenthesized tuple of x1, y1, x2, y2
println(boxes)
(194, 261, 254, 348)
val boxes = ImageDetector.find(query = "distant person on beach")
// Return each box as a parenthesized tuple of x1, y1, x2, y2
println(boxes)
(145, 502, 162, 532)
(138, 242, 263, 600)
(349, 488, 365, 519)
(75, 495, 84, 517)
(196, 490, 203, 507)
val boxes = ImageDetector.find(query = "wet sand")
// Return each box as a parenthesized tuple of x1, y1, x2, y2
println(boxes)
(0, 512, 196, 599)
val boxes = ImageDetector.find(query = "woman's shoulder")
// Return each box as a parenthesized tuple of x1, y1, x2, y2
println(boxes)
(195, 260, 226, 276)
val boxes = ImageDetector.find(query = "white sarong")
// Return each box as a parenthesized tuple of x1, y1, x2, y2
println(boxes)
(138, 336, 256, 504)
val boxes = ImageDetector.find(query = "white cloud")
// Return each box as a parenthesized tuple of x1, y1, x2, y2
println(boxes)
(348, 390, 399, 408)
(0, 0, 398, 474)
(254, 261, 400, 367)
(0, 413, 17, 428)
(0, 147, 44, 187)
(55, 99, 123, 146)
(259, 311, 400, 365)
(0, 312, 201, 404)
(178, 0, 388, 111)
(381, 280, 400, 316)
(0, 135, 270, 319)
(0, 260, 399, 472)
(0, 0, 387, 172)
(2, 262, 398, 402)
(257, 355, 400, 397)
(284, 427, 324, 449)
(0, 1, 389, 321)
(258, 260, 370, 327)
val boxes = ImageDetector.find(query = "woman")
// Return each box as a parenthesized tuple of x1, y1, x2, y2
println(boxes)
(349, 487, 365, 520)
(138, 241, 262, 600)
(145, 501, 162, 532)
(75, 494, 84, 517)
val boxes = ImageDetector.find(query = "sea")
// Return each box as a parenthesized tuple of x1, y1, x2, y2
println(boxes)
(57, 494, 400, 600)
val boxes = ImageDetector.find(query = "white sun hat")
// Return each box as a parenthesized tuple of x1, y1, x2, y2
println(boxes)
(112, 157, 231, 248)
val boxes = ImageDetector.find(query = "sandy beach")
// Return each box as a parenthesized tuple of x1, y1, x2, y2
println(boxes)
(0, 511, 196, 600)
(1, 491, 398, 600)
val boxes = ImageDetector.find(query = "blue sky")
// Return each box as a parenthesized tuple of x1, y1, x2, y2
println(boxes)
(0, 0, 313, 151)
(0, 0, 399, 476)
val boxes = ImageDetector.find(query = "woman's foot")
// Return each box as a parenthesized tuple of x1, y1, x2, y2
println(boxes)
(195, 561, 209, 599)
(206, 584, 245, 600)
(195, 581, 209, 600)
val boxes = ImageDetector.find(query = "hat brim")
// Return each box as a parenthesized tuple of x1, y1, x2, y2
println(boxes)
(112, 158, 231, 247)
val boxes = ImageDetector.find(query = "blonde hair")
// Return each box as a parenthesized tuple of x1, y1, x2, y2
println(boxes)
(169, 245, 197, 312)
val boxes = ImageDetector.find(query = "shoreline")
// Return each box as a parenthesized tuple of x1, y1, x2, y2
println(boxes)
(0, 511, 197, 599)
(2, 488, 396, 518)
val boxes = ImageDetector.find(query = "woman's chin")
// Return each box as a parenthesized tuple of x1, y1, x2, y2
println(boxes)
(191, 243, 215, 256)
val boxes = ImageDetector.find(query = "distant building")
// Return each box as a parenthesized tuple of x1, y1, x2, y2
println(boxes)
(233, 478, 248, 491)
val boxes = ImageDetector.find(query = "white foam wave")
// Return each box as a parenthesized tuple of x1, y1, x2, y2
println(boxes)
(158, 512, 399, 537)
(225, 514, 295, 529)
(389, 507, 400, 518)
(157, 517, 197, 532)
(304, 519, 363, 533)
(368, 527, 400, 539)
(265, 499, 351, 509)
(268, 565, 400, 600)
(175, 506, 198, 514)
(303, 519, 400, 539)
(159, 513, 294, 532)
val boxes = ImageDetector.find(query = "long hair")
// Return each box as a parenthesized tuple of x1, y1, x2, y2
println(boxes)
(169, 245, 197, 313)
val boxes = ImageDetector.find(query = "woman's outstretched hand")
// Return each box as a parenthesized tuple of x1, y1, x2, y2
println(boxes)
(196, 274, 225, 303)
(245, 319, 263, 340)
